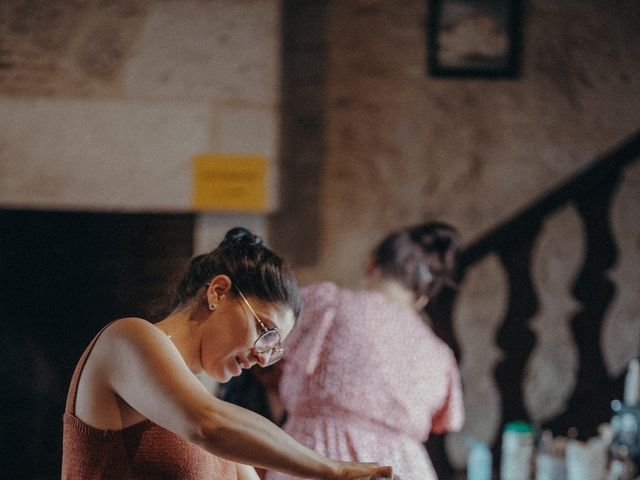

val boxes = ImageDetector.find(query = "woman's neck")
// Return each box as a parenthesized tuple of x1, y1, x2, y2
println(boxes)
(364, 276, 417, 310)
(156, 305, 204, 373)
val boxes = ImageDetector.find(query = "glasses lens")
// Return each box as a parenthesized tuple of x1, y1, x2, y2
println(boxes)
(255, 329, 280, 352)
(263, 348, 285, 366)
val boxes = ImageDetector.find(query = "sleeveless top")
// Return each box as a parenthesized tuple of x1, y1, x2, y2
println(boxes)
(62, 322, 237, 479)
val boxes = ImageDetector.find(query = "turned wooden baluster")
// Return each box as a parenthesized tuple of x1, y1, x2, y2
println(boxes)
(544, 170, 623, 438)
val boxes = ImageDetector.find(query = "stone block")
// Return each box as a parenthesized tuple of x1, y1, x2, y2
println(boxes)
(122, 1, 280, 105)
(0, 98, 209, 210)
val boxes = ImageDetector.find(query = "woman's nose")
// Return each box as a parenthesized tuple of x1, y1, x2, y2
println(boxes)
(253, 349, 272, 367)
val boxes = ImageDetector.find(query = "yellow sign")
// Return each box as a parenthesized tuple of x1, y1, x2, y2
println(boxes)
(192, 154, 267, 211)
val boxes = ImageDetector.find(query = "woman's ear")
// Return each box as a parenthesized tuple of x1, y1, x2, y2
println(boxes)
(413, 294, 429, 311)
(364, 255, 377, 278)
(206, 274, 232, 303)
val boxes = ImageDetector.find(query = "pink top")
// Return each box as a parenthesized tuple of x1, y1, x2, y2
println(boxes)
(266, 283, 463, 480)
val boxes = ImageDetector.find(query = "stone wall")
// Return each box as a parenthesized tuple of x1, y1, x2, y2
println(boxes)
(276, 0, 640, 468)
(0, 0, 279, 243)
(294, 0, 640, 286)
(1, 0, 639, 474)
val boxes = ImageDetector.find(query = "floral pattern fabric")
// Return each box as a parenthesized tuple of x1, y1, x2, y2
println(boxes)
(266, 282, 464, 480)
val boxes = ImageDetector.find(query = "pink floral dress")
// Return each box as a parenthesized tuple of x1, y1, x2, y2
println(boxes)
(266, 282, 464, 480)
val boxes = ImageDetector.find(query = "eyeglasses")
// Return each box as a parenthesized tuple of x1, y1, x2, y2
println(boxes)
(233, 286, 285, 367)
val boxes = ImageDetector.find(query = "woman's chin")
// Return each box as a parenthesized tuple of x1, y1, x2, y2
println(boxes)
(211, 362, 241, 383)
(202, 366, 229, 384)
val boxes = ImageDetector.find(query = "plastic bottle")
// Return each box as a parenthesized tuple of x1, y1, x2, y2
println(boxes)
(467, 437, 493, 480)
(623, 358, 639, 406)
(500, 421, 535, 480)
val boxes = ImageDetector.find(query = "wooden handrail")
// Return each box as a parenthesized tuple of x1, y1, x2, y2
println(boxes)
(427, 129, 640, 479)
(460, 130, 640, 268)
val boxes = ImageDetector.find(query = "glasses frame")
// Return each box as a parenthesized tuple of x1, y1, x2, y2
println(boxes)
(232, 285, 285, 367)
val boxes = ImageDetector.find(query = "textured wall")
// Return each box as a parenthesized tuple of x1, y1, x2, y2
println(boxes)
(1, 0, 639, 474)
(296, 0, 640, 286)
(0, 0, 280, 215)
(281, 0, 640, 469)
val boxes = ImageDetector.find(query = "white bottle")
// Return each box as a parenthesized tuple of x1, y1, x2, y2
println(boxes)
(623, 358, 639, 406)
(500, 421, 535, 480)
(467, 437, 493, 480)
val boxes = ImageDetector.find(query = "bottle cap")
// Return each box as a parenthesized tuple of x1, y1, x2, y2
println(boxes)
(504, 421, 534, 433)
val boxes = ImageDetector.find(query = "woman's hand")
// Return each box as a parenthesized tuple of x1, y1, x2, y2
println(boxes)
(333, 461, 396, 479)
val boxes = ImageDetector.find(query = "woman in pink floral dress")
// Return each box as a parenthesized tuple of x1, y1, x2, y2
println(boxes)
(266, 223, 464, 480)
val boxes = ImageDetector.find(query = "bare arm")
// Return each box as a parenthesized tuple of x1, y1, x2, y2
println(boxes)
(236, 463, 261, 480)
(98, 319, 391, 480)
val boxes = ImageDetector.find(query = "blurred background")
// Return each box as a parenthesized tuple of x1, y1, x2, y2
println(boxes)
(0, 0, 638, 478)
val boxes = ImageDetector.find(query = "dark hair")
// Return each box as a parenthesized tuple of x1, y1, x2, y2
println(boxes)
(371, 221, 460, 300)
(175, 227, 302, 319)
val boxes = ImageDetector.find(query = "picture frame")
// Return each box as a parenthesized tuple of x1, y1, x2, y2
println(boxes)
(427, 0, 522, 78)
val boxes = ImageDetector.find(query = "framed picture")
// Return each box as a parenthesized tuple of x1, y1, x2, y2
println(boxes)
(427, 0, 521, 78)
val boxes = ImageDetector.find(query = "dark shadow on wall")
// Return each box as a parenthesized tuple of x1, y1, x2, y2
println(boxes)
(0, 209, 194, 479)
(268, 0, 329, 266)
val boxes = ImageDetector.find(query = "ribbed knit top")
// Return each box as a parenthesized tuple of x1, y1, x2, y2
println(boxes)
(61, 323, 237, 479)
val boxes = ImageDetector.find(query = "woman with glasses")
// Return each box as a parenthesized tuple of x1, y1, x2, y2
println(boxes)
(62, 227, 395, 480)
(266, 222, 464, 480)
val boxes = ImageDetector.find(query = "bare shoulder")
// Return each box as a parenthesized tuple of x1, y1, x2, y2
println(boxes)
(104, 317, 159, 338)
(99, 317, 164, 345)
(107, 316, 157, 333)
(90, 317, 171, 370)
(74, 317, 169, 427)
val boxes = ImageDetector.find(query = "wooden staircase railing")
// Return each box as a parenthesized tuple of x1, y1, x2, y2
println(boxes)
(426, 130, 640, 478)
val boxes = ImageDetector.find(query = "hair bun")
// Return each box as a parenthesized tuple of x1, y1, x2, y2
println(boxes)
(411, 222, 459, 254)
(431, 235, 453, 252)
(221, 227, 265, 248)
